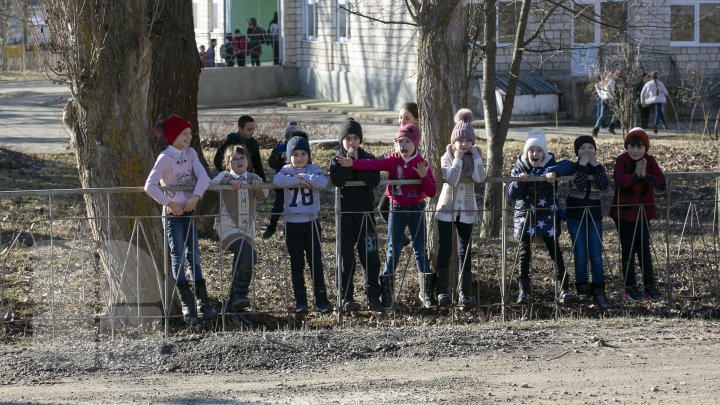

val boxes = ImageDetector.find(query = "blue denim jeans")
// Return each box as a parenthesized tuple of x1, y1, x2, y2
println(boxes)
(385, 203, 431, 276)
(653, 103, 666, 127)
(567, 217, 605, 287)
(165, 211, 203, 286)
(594, 99, 619, 130)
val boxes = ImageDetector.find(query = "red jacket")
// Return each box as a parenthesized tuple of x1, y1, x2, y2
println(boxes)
(610, 152, 666, 222)
(352, 152, 436, 207)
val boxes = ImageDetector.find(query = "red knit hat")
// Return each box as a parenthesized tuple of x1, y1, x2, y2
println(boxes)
(395, 124, 421, 149)
(624, 127, 649, 150)
(155, 114, 192, 145)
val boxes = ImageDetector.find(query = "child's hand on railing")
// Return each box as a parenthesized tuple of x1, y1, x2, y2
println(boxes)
(184, 195, 200, 212)
(517, 172, 529, 182)
(167, 201, 185, 216)
(228, 179, 243, 190)
(545, 172, 556, 183)
(249, 180, 264, 189)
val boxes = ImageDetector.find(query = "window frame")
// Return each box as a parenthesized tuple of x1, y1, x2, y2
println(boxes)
(496, 0, 520, 46)
(670, 1, 720, 47)
(305, 0, 319, 41)
(571, 0, 628, 46)
(212, 0, 222, 32)
(336, 0, 351, 42)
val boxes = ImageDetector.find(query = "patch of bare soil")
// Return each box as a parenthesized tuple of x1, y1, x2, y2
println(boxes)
(0, 319, 719, 404)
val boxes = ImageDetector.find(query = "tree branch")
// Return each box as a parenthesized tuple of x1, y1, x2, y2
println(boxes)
(340, 5, 417, 27)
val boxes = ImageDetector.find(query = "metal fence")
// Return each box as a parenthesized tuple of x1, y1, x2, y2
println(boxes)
(1, 173, 719, 342)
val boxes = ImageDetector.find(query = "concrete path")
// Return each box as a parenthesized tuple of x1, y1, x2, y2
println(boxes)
(0, 80, 686, 154)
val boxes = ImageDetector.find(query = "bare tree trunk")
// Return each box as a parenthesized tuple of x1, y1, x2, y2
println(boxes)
(45, 0, 201, 324)
(481, 0, 532, 237)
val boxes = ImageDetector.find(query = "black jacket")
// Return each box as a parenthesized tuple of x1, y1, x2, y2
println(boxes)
(329, 147, 381, 213)
(213, 132, 266, 182)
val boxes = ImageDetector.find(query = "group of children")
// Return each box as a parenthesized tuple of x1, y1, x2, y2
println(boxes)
(144, 106, 666, 324)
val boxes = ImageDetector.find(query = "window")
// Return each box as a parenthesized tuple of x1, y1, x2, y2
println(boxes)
(306, 0, 319, 40)
(671, 2, 720, 45)
(572, 1, 627, 45)
(337, 0, 351, 41)
(192, 1, 198, 30)
(497, 1, 520, 44)
(212, 0, 222, 31)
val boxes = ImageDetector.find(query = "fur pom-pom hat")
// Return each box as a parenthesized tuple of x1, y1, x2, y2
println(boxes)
(450, 108, 476, 143)
(395, 124, 422, 149)
(624, 127, 650, 150)
(284, 121, 301, 141)
(523, 128, 548, 156)
(155, 114, 191, 145)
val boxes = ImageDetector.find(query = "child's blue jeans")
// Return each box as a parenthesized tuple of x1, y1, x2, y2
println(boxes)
(385, 202, 431, 276)
(165, 211, 203, 286)
(567, 217, 605, 287)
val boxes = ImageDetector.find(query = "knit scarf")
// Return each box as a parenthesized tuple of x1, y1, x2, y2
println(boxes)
(444, 144, 473, 179)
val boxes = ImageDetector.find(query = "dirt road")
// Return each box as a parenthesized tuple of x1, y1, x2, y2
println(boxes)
(1, 319, 718, 404)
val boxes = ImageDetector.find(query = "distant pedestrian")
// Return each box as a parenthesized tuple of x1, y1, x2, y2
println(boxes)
(198, 45, 209, 68)
(641, 71, 669, 134)
(207, 39, 217, 67)
(268, 11, 280, 65)
(232, 29, 248, 67)
(592, 72, 620, 137)
(221, 34, 235, 67)
(247, 17, 265, 67)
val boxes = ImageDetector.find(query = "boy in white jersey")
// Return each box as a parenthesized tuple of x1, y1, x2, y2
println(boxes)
(273, 136, 332, 314)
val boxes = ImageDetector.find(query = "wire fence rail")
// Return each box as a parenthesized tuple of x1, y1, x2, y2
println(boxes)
(1, 173, 719, 343)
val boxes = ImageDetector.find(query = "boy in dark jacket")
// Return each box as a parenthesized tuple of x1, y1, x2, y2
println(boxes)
(213, 115, 266, 182)
(329, 118, 384, 312)
(508, 129, 575, 305)
(610, 127, 666, 302)
(264, 122, 307, 239)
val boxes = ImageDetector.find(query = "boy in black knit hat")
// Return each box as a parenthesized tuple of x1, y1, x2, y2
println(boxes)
(565, 135, 611, 310)
(264, 122, 308, 239)
(329, 118, 384, 312)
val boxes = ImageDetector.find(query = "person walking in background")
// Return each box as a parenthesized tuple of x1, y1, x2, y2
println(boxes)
(641, 71, 669, 134)
(247, 17, 265, 67)
(232, 29, 247, 67)
(211, 145, 269, 312)
(435, 109, 486, 309)
(198, 45, 209, 68)
(144, 114, 217, 325)
(207, 39, 217, 67)
(610, 127, 666, 302)
(268, 11, 280, 65)
(592, 72, 620, 137)
(565, 135, 611, 310)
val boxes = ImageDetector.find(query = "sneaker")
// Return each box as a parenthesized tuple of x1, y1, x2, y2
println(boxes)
(662, 124, 667, 130)
(315, 301, 333, 314)
(294, 304, 309, 314)
(367, 296, 385, 312)
(459, 294, 477, 309)
(594, 291, 612, 311)
(591, 127, 599, 138)
(437, 293, 452, 307)
(557, 288, 576, 304)
(623, 286, 645, 302)
(262, 227, 276, 240)
(608, 127, 616, 135)
(653, 126, 658, 134)
(342, 299, 362, 312)
(576, 285, 589, 301)
(230, 296, 251, 312)
(516, 290, 531, 305)
(644, 284, 663, 301)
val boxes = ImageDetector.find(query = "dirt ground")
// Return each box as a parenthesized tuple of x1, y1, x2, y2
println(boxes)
(0, 318, 719, 404)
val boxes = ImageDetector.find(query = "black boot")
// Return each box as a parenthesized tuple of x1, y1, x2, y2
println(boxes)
(593, 285, 612, 310)
(556, 276, 576, 304)
(314, 287, 333, 314)
(516, 277, 531, 305)
(176, 283, 200, 325)
(576, 284, 590, 302)
(380, 275, 394, 310)
(228, 267, 252, 312)
(435, 267, 451, 307)
(367, 294, 385, 312)
(458, 268, 476, 309)
(418, 273, 438, 309)
(195, 279, 218, 319)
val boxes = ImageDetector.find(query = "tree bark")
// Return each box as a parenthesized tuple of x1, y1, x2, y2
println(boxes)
(47, 0, 201, 324)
